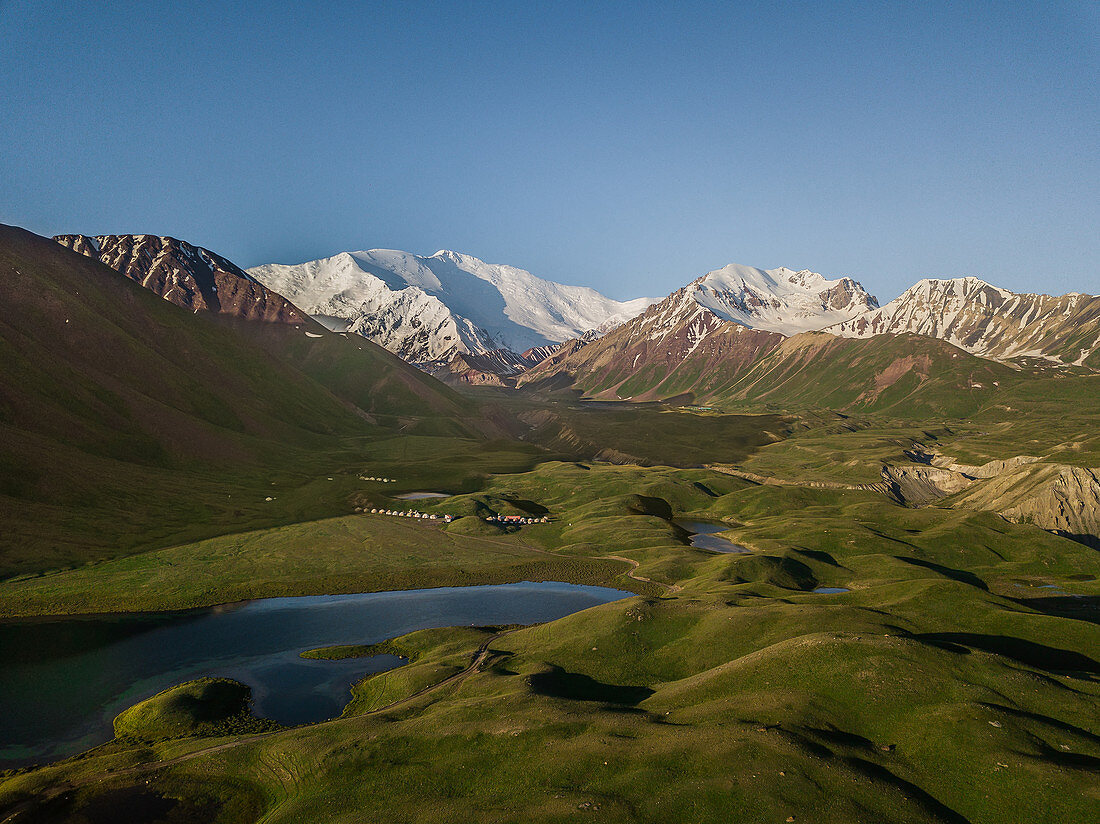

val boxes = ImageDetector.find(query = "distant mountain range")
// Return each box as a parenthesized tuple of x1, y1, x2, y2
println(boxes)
(50, 233, 1100, 399)
(17, 224, 1100, 556)
(520, 267, 1099, 404)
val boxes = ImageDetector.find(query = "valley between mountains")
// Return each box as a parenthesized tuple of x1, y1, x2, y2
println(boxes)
(1, 224, 1098, 824)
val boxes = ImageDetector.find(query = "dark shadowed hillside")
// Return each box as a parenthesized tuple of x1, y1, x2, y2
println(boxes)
(0, 226, 518, 576)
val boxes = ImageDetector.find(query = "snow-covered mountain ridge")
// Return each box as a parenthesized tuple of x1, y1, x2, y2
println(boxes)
(248, 249, 655, 366)
(828, 277, 1100, 365)
(516, 262, 879, 396)
(642, 263, 878, 339)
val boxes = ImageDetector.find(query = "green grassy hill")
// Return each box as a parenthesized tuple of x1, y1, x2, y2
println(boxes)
(113, 678, 279, 741)
(710, 332, 1016, 417)
(0, 225, 517, 576)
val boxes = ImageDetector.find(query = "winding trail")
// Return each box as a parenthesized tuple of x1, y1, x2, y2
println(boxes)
(601, 555, 681, 594)
(363, 625, 524, 714)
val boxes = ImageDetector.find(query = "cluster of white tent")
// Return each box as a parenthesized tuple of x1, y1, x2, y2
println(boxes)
(363, 508, 454, 522)
(360, 475, 396, 483)
(351, 505, 551, 528)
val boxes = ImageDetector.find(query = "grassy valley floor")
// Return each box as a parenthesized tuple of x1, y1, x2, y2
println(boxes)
(2, 413, 1099, 823)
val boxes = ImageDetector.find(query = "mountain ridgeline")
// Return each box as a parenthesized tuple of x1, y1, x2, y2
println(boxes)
(234, 243, 1098, 404)
(48, 233, 496, 425)
(829, 276, 1100, 367)
(49, 233, 1100, 409)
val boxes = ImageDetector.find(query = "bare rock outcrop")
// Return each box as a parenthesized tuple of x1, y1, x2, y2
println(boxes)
(950, 463, 1100, 547)
(870, 464, 974, 507)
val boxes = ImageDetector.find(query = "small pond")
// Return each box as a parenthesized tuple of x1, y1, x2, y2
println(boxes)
(0, 581, 630, 768)
(812, 587, 851, 594)
(1036, 584, 1083, 597)
(673, 519, 752, 554)
(394, 492, 451, 500)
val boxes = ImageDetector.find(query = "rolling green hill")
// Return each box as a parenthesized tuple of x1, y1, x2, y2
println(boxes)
(3, 459, 1097, 823)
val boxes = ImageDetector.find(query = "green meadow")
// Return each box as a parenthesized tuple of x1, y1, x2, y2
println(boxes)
(2, 409, 1098, 823)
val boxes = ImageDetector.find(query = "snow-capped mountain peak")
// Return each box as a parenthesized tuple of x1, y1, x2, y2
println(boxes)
(829, 276, 1100, 364)
(681, 263, 878, 335)
(247, 249, 656, 366)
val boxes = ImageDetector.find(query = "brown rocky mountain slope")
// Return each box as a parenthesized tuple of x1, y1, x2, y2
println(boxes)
(55, 234, 309, 324)
(518, 282, 785, 398)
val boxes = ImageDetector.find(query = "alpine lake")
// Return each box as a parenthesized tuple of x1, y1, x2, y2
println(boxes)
(0, 582, 630, 768)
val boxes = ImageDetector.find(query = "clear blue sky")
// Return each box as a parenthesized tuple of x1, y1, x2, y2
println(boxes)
(2, 1, 1097, 301)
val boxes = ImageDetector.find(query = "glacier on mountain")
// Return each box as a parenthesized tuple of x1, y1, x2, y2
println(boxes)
(248, 249, 655, 365)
